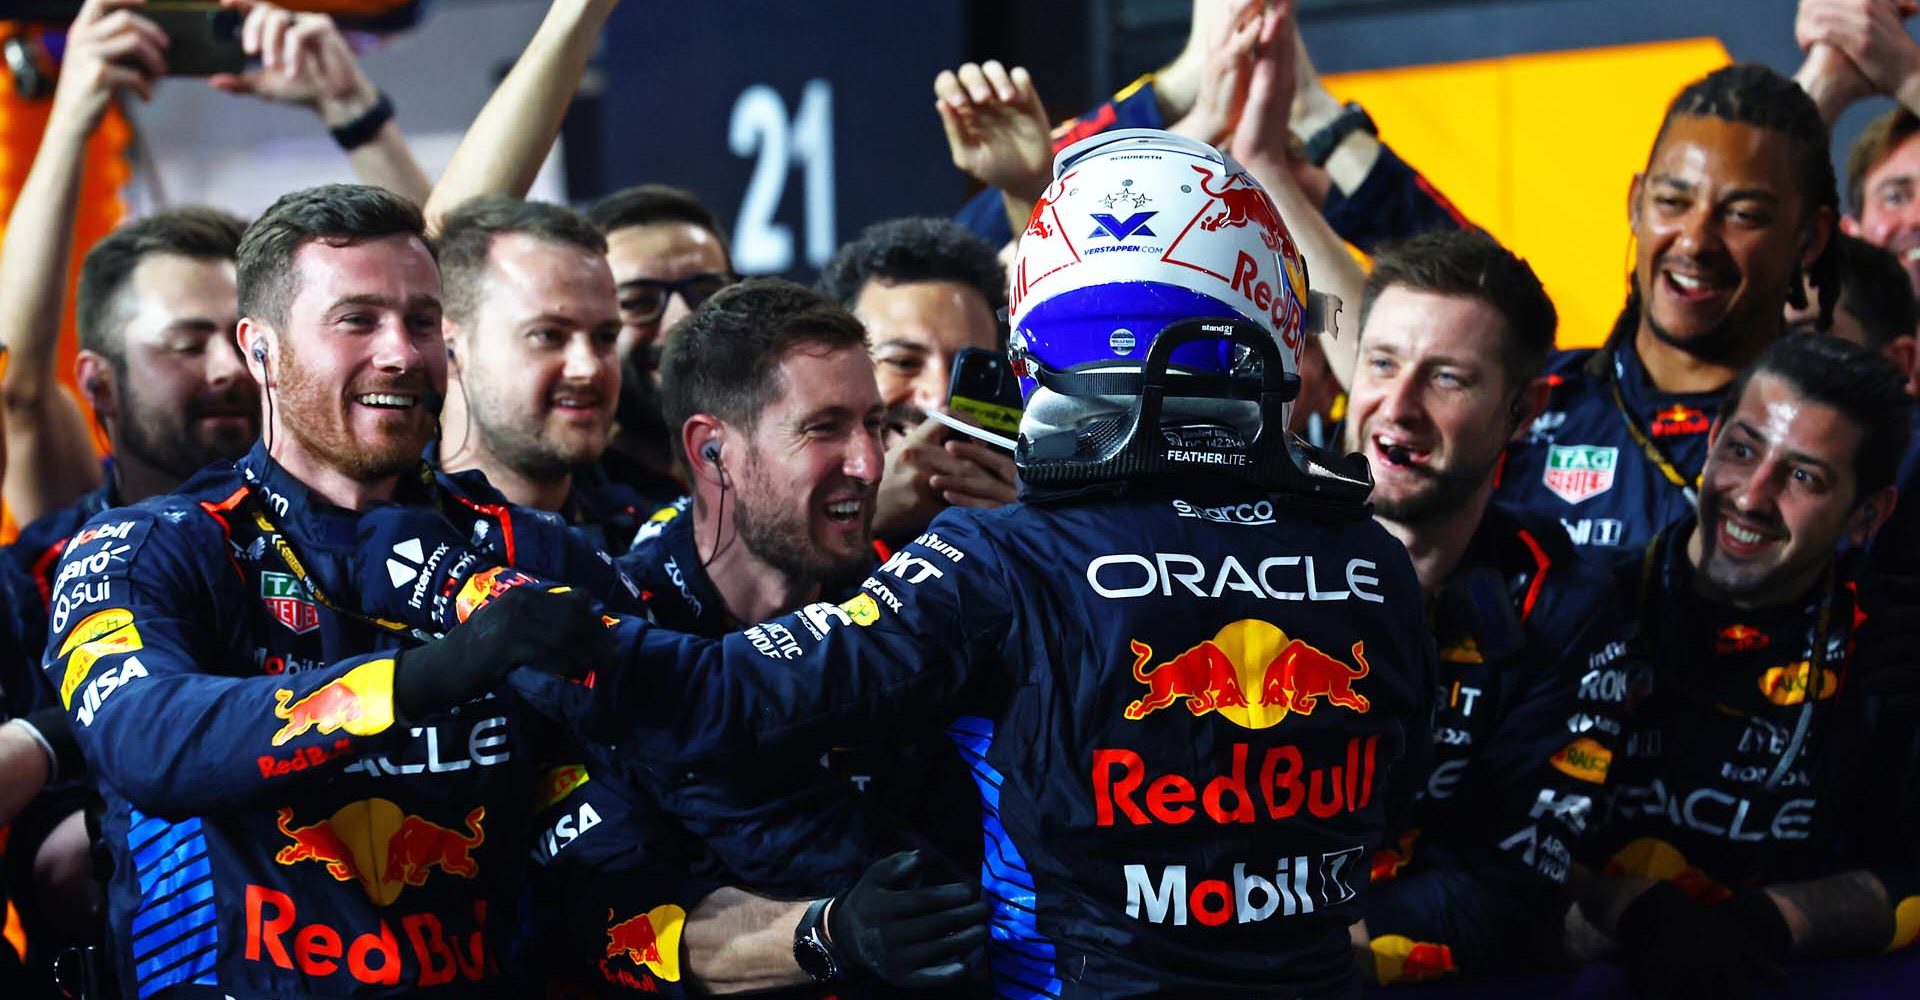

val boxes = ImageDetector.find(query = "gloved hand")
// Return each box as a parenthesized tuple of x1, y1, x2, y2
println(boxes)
(393, 584, 613, 719)
(826, 849, 988, 989)
(1614, 881, 1785, 1000)
(353, 503, 546, 634)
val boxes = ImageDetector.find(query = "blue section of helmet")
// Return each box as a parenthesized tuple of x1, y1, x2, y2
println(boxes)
(1015, 282, 1250, 400)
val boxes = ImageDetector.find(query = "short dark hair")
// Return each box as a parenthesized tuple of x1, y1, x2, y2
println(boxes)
(1833, 235, 1918, 351)
(1359, 230, 1557, 389)
(817, 217, 1007, 318)
(76, 207, 247, 363)
(437, 196, 608, 326)
(658, 278, 868, 474)
(237, 184, 430, 328)
(1653, 64, 1841, 326)
(1718, 334, 1913, 501)
(1846, 106, 1920, 218)
(586, 184, 728, 251)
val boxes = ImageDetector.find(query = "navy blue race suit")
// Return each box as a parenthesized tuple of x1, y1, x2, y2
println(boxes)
(1583, 517, 1920, 936)
(1496, 343, 1718, 554)
(1361, 505, 1633, 983)
(386, 483, 1437, 999)
(39, 443, 635, 1000)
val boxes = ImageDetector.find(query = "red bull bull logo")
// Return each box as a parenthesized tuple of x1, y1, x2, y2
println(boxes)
(1650, 404, 1710, 438)
(1125, 620, 1370, 729)
(1194, 165, 1286, 253)
(271, 660, 396, 747)
(274, 798, 484, 907)
(1716, 624, 1769, 655)
(1604, 837, 1731, 906)
(605, 904, 685, 983)
(452, 566, 539, 624)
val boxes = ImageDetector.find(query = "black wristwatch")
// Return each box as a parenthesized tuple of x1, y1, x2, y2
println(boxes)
(1301, 102, 1377, 167)
(793, 897, 843, 983)
(329, 91, 396, 152)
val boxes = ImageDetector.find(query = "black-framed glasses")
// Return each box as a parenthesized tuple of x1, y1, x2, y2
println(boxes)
(619, 273, 733, 324)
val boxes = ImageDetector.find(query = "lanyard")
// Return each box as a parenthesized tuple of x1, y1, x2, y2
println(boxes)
(1637, 531, 1839, 791)
(1608, 373, 1699, 508)
(224, 462, 448, 637)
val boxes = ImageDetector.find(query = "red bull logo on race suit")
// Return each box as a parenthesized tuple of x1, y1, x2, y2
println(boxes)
(274, 798, 484, 907)
(604, 904, 686, 985)
(270, 660, 396, 747)
(1124, 619, 1370, 728)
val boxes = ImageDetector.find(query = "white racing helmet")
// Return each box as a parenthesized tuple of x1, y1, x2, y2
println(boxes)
(1007, 128, 1367, 502)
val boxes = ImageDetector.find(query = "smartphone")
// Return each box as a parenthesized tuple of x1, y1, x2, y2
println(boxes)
(143, 2, 245, 77)
(944, 347, 1023, 442)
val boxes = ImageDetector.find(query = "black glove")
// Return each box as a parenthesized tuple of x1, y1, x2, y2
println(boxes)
(19, 705, 85, 782)
(826, 850, 988, 989)
(392, 585, 612, 718)
(1614, 881, 1785, 1000)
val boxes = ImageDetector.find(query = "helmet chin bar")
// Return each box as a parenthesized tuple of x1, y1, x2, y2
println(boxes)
(1015, 316, 1374, 514)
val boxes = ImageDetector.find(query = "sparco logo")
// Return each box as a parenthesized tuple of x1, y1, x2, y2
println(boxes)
(1172, 499, 1276, 525)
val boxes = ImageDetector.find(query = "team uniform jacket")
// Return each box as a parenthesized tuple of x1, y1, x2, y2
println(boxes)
(1, 481, 117, 718)
(1497, 344, 1718, 554)
(1584, 517, 1920, 936)
(39, 443, 632, 1000)
(563, 485, 1438, 998)
(1361, 504, 1633, 982)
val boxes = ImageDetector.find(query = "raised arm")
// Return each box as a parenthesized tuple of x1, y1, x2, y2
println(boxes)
(422, 0, 620, 231)
(1227, 0, 1367, 390)
(209, 0, 432, 204)
(0, 0, 161, 523)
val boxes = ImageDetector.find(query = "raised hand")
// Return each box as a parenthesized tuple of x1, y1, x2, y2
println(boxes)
(934, 60, 1054, 201)
(50, 0, 167, 129)
(209, 0, 383, 127)
(1167, 0, 1263, 146)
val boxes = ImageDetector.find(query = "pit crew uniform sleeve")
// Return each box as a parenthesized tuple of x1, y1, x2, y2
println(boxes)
(1318, 143, 1477, 254)
(40, 509, 408, 816)
(598, 512, 1015, 771)
(1364, 566, 1631, 973)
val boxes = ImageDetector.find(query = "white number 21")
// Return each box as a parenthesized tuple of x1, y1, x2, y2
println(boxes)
(728, 79, 836, 273)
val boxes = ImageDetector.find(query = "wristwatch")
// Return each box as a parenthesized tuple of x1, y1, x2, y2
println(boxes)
(1301, 102, 1377, 167)
(792, 897, 843, 983)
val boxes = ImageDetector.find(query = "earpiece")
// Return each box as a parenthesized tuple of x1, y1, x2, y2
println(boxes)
(701, 440, 722, 466)
(85, 374, 103, 395)
(251, 340, 267, 365)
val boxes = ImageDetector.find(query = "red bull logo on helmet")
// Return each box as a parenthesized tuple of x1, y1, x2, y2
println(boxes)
(274, 798, 484, 907)
(605, 904, 686, 983)
(270, 660, 396, 747)
(1124, 620, 1370, 729)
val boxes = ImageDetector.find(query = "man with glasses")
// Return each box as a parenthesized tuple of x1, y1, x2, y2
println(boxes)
(587, 184, 737, 381)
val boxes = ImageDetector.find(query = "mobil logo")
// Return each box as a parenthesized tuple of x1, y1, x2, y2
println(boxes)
(1124, 619, 1370, 728)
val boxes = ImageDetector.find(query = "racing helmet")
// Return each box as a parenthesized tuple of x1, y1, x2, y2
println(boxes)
(1008, 128, 1368, 503)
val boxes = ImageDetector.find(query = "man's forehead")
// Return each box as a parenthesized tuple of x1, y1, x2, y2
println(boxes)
(854, 279, 995, 349)
(1359, 287, 1506, 362)
(291, 234, 440, 302)
(763, 343, 881, 418)
(1649, 115, 1798, 192)
(486, 235, 616, 299)
(1865, 131, 1920, 193)
(1730, 372, 1860, 457)
(607, 222, 727, 277)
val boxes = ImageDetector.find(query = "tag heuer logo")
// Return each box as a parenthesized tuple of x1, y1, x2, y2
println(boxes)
(1543, 445, 1618, 504)
(261, 571, 318, 635)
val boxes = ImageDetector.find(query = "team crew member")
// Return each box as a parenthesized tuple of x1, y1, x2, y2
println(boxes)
(38, 185, 618, 999)
(1496, 65, 1841, 552)
(434, 197, 647, 554)
(1577, 335, 1920, 995)
(1340, 231, 1637, 983)
(357, 129, 1437, 998)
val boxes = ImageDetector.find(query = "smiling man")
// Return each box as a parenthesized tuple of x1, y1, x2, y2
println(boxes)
(1497, 64, 1841, 553)
(1341, 230, 1639, 986)
(434, 196, 648, 553)
(1575, 334, 1920, 996)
